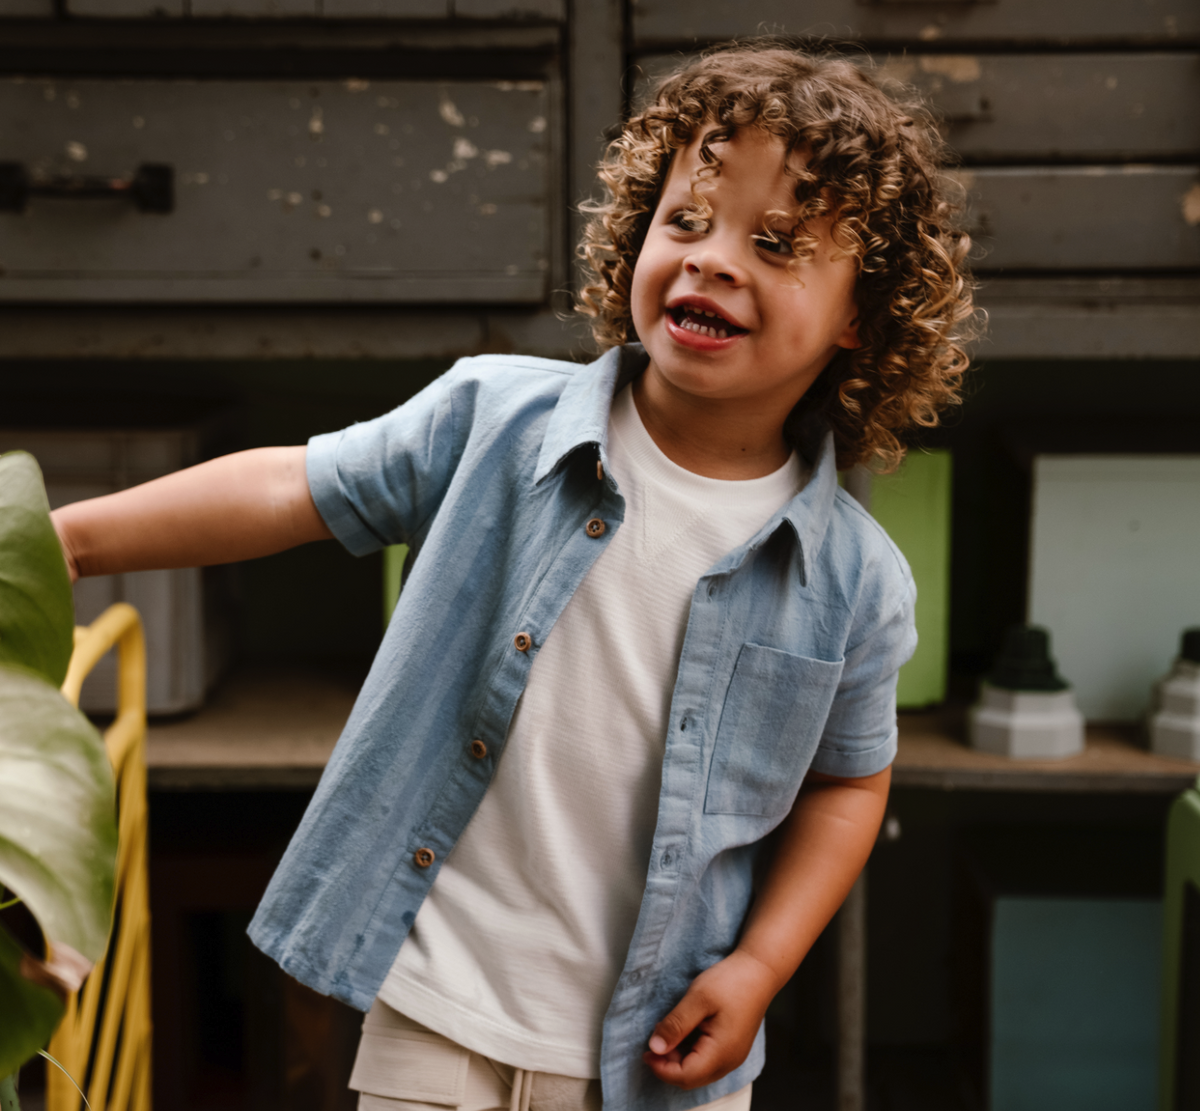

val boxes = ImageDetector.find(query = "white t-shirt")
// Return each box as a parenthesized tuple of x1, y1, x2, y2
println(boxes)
(378, 384, 806, 1076)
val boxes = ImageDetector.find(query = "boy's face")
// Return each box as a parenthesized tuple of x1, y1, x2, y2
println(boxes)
(630, 127, 861, 426)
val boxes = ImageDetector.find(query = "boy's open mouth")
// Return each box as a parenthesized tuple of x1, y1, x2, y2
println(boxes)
(668, 305, 748, 340)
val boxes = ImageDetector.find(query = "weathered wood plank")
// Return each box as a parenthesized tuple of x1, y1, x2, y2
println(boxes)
(631, 0, 1199, 48)
(322, 0, 449, 16)
(962, 166, 1200, 271)
(0, 0, 55, 15)
(633, 53, 1200, 162)
(976, 278, 1200, 359)
(0, 76, 553, 303)
(65, 0, 186, 15)
(191, 0, 319, 16)
(568, 0, 624, 286)
(453, 0, 565, 19)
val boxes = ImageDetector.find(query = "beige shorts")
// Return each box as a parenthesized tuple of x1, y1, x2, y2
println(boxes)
(350, 999, 753, 1111)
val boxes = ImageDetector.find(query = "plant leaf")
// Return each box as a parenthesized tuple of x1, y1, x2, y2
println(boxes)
(0, 453, 74, 688)
(0, 664, 115, 961)
(0, 924, 64, 1081)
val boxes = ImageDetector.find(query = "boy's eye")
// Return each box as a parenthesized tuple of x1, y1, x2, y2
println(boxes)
(752, 233, 794, 257)
(671, 212, 708, 233)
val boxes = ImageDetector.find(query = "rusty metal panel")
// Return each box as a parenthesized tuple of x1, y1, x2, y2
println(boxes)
(65, 0, 185, 15)
(631, 0, 1199, 47)
(0, 77, 553, 303)
(191, 0, 318, 15)
(322, 0, 450, 16)
(962, 166, 1200, 271)
(634, 52, 1200, 163)
(453, 0, 565, 18)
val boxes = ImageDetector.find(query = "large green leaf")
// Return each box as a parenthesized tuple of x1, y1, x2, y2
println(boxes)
(0, 925, 63, 1081)
(0, 664, 115, 962)
(0, 453, 74, 688)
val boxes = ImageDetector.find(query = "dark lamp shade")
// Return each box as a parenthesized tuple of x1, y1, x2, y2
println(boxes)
(986, 625, 1070, 692)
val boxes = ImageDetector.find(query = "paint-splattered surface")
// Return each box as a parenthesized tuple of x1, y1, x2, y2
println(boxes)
(0, 77, 551, 302)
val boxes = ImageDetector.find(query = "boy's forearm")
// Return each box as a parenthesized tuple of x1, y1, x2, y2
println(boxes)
(643, 765, 891, 1089)
(51, 446, 333, 580)
(735, 765, 891, 994)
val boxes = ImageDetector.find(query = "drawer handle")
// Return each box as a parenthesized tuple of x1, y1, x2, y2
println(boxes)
(0, 163, 173, 214)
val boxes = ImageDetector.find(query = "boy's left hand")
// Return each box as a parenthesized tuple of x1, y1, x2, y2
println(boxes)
(642, 949, 778, 1090)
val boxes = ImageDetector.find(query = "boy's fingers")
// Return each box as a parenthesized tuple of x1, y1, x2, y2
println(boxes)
(647, 986, 712, 1055)
(642, 1032, 726, 1090)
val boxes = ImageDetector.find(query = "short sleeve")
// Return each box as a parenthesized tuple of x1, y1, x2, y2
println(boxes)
(306, 363, 469, 558)
(808, 572, 917, 778)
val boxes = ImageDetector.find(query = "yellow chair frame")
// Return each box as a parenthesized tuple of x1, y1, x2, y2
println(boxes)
(49, 603, 153, 1111)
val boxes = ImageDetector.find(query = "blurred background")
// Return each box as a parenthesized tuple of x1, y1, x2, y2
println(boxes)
(1, 2, 1198, 1109)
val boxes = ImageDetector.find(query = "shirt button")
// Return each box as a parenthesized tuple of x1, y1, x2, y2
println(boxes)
(585, 517, 606, 538)
(470, 738, 488, 759)
(513, 631, 532, 652)
(413, 847, 435, 868)
(596, 460, 605, 482)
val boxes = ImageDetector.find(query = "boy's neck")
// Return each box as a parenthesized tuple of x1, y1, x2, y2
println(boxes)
(630, 371, 793, 481)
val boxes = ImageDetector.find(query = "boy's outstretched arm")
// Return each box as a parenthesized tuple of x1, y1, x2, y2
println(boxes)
(643, 765, 891, 1090)
(51, 446, 332, 581)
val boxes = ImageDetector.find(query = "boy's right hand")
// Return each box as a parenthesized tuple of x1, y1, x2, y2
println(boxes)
(50, 446, 332, 580)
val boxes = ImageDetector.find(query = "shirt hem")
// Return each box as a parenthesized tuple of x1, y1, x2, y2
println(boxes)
(376, 971, 601, 1080)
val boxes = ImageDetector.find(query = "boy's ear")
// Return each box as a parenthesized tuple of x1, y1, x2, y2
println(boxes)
(836, 311, 863, 351)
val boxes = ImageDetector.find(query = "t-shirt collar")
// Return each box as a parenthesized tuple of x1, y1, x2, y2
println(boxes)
(533, 343, 840, 581)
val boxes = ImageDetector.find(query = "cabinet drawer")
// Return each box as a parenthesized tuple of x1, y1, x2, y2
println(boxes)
(0, 77, 553, 304)
(632, 0, 1198, 48)
(635, 53, 1200, 162)
(884, 53, 1200, 162)
(963, 167, 1200, 271)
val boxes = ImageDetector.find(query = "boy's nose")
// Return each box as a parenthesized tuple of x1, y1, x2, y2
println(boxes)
(683, 243, 746, 285)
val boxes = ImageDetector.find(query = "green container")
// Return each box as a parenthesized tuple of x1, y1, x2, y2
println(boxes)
(862, 450, 953, 708)
(1160, 775, 1200, 1111)
(383, 543, 409, 629)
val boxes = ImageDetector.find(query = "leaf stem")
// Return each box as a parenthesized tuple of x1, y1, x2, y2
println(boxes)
(0, 1072, 20, 1111)
(39, 1051, 91, 1110)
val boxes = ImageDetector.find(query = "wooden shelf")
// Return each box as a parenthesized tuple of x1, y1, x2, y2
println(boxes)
(146, 666, 358, 790)
(896, 709, 1200, 794)
(144, 668, 1200, 794)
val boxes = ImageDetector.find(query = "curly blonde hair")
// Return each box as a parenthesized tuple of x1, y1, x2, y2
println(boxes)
(577, 42, 978, 471)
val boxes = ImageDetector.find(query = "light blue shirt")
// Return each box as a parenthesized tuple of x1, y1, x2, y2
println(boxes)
(248, 344, 915, 1111)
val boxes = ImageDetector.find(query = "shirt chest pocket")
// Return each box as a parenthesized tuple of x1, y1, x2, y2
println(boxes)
(704, 643, 846, 818)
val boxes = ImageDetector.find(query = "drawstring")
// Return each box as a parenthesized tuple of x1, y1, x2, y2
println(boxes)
(509, 1066, 533, 1111)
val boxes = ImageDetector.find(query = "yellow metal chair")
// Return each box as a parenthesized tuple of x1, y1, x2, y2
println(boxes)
(49, 603, 153, 1111)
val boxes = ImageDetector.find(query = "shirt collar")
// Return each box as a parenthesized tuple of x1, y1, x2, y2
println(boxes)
(533, 344, 646, 485)
(533, 343, 841, 583)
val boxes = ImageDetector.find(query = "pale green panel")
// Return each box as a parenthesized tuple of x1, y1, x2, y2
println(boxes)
(383, 543, 408, 629)
(869, 451, 952, 708)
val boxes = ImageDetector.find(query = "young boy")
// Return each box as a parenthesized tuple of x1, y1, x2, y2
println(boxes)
(52, 44, 973, 1111)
